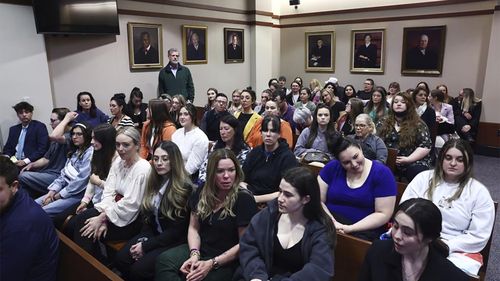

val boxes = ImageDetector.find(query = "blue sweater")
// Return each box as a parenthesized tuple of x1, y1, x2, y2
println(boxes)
(0, 189, 59, 281)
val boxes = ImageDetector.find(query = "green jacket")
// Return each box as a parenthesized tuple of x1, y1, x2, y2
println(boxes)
(158, 63, 195, 102)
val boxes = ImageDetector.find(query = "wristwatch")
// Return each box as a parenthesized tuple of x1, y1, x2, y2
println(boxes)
(211, 257, 220, 270)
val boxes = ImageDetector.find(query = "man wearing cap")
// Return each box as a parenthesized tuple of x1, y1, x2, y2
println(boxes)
(3, 101, 49, 168)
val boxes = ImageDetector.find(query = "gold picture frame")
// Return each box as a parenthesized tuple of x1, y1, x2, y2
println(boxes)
(127, 22, 163, 70)
(182, 25, 208, 64)
(305, 31, 335, 72)
(350, 29, 385, 73)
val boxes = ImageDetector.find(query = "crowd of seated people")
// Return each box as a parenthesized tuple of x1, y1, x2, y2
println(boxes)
(1, 75, 494, 281)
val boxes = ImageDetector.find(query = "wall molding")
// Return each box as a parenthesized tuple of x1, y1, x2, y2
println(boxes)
(279, 9, 494, 28)
(2, 0, 494, 28)
(118, 8, 249, 25)
(131, 0, 248, 14)
(119, 8, 492, 29)
(278, 0, 490, 19)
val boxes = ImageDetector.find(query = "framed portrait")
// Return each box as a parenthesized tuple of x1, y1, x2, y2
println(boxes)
(305, 31, 335, 72)
(401, 25, 446, 76)
(224, 28, 244, 63)
(182, 25, 208, 64)
(350, 29, 385, 73)
(127, 22, 163, 70)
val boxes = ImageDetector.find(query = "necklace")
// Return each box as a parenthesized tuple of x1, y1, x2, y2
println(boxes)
(402, 257, 427, 281)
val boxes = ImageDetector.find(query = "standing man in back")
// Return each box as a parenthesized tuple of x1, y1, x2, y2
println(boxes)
(158, 48, 195, 103)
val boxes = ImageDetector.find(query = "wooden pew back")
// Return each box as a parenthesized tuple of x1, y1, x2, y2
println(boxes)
(57, 231, 124, 281)
(479, 201, 498, 281)
(332, 233, 372, 281)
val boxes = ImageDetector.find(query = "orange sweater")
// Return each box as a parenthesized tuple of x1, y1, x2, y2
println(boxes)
(246, 118, 293, 149)
(139, 120, 177, 159)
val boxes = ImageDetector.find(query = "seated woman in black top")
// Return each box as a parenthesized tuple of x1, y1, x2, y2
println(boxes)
(114, 141, 193, 281)
(242, 115, 299, 204)
(358, 198, 469, 281)
(453, 88, 482, 142)
(155, 149, 258, 281)
(412, 86, 436, 138)
(239, 166, 335, 281)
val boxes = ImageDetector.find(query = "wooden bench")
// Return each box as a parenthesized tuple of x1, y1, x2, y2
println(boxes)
(478, 201, 498, 281)
(332, 233, 372, 281)
(57, 230, 124, 281)
(395, 181, 408, 206)
(386, 148, 398, 174)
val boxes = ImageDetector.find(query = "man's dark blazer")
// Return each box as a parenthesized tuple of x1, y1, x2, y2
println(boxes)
(3, 120, 49, 162)
(134, 46, 159, 64)
(227, 44, 242, 59)
(187, 44, 205, 60)
(405, 47, 438, 70)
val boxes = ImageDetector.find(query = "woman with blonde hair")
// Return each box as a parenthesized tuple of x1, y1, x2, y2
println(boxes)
(156, 149, 258, 281)
(454, 88, 482, 142)
(139, 99, 176, 160)
(309, 78, 323, 103)
(115, 141, 193, 281)
(73, 127, 151, 262)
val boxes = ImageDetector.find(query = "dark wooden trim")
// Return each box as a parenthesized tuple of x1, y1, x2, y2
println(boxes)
(0, 0, 31, 5)
(132, 0, 248, 15)
(118, 9, 248, 25)
(495, 5, 500, 11)
(251, 10, 274, 17)
(57, 231, 124, 281)
(474, 144, 500, 157)
(279, 10, 493, 28)
(131, 0, 275, 18)
(476, 122, 500, 147)
(250, 21, 275, 27)
(278, 0, 491, 19)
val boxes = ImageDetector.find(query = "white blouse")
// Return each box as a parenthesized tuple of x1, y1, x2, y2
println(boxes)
(172, 127, 209, 175)
(94, 157, 151, 227)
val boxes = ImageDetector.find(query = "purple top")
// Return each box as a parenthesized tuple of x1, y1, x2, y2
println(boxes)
(281, 104, 296, 132)
(320, 160, 396, 223)
(75, 108, 109, 128)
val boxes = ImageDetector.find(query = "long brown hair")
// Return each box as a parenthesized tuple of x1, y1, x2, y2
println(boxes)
(141, 141, 192, 220)
(197, 149, 244, 220)
(377, 92, 424, 149)
(426, 139, 474, 203)
(146, 99, 174, 150)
